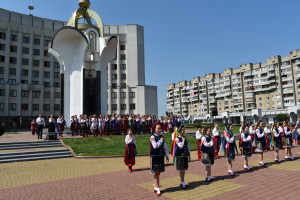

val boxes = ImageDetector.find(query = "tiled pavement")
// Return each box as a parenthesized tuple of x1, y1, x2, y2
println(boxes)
(0, 133, 299, 199)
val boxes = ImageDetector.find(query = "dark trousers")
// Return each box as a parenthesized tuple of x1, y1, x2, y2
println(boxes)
(37, 125, 43, 139)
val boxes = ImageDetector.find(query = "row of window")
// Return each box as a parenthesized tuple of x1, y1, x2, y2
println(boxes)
(112, 64, 126, 70)
(111, 92, 135, 98)
(0, 32, 50, 46)
(0, 89, 60, 98)
(0, 103, 60, 111)
(0, 78, 60, 87)
(0, 68, 60, 78)
(111, 104, 135, 110)
(0, 44, 51, 57)
(111, 83, 127, 89)
(112, 74, 126, 80)
(0, 56, 57, 67)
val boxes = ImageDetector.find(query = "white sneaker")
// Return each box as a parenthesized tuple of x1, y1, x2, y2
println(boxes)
(290, 156, 295, 160)
(285, 156, 289, 160)
(259, 162, 265, 166)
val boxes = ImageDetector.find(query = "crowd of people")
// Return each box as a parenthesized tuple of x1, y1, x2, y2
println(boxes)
(124, 118, 300, 196)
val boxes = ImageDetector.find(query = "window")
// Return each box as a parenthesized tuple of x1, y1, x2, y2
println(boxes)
(111, 92, 117, 99)
(120, 45, 126, 50)
(0, 67, 3, 74)
(120, 54, 126, 60)
(120, 64, 126, 70)
(121, 74, 126, 80)
(32, 81, 39, 85)
(9, 103, 16, 110)
(0, 55, 5, 62)
(0, 89, 5, 96)
(32, 70, 39, 77)
(9, 68, 16, 75)
(267, 103, 270, 106)
(112, 74, 117, 80)
(112, 83, 117, 89)
(130, 103, 135, 110)
(23, 36, 30, 43)
(34, 38, 40, 45)
(22, 69, 28, 76)
(43, 104, 50, 111)
(112, 104, 117, 110)
(0, 103, 4, 110)
(44, 50, 50, 57)
(10, 34, 18, 42)
(10, 57, 17, 64)
(44, 61, 50, 67)
(121, 83, 126, 88)
(266, 97, 269, 100)
(54, 92, 60, 98)
(54, 82, 60, 88)
(33, 60, 40, 67)
(112, 64, 117, 70)
(130, 92, 135, 98)
(44, 40, 50, 47)
(21, 104, 28, 111)
(121, 92, 126, 98)
(21, 80, 28, 84)
(0, 78, 4, 84)
(54, 72, 60, 78)
(259, 103, 262, 107)
(0, 32, 6, 40)
(32, 104, 39, 111)
(44, 71, 50, 78)
(32, 91, 40, 98)
(33, 49, 40, 56)
(0, 43, 5, 51)
(22, 47, 29, 54)
(259, 97, 262, 101)
(54, 62, 60, 68)
(121, 104, 126, 110)
(22, 58, 29, 65)
(44, 92, 50, 98)
(54, 104, 60, 111)
(8, 79, 16, 85)
(21, 90, 29, 97)
(10, 45, 17, 52)
(44, 82, 50, 87)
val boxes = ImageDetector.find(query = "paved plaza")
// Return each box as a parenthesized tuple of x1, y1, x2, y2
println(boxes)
(0, 133, 299, 200)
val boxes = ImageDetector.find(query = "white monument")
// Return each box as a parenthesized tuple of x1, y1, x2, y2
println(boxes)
(49, 0, 117, 125)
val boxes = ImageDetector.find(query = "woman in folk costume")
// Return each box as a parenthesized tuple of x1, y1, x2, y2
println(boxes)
(163, 117, 168, 133)
(283, 120, 295, 160)
(255, 120, 268, 166)
(90, 114, 98, 137)
(59, 115, 65, 137)
(117, 115, 123, 135)
(124, 128, 136, 173)
(104, 114, 111, 135)
(48, 114, 56, 133)
(70, 116, 76, 137)
(110, 114, 117, 135)
(224, 122, 237, 175)
(128, 114, 133, 130)
(146, 114, 152, 133)
(272, 122, 283, 162)
(150, 123, 169, 196)
(249, 122, 256, 153)
(172, 125, 191, 189)
(264, 123, 271, 150)
(168, 117, 173, 133)
(57, 115, 61, 135)
(123, 115, 129, 135)
(240, 124, 252, 170)
(196, 125, 203, 161)
(86, 115, 91, 136)
(212, 123, 221, 158)
(98, 114, 105, 136)
(201, 126, 214, 182)
(294, 121, 300, 146)
(79, 115, 87, 137)
(31, 119, 37, 136)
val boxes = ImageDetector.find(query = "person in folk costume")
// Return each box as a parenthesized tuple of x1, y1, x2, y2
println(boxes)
(147, 114, 152, 133)
(123, 115, 129, 135)
(272, 122, 283, 162)
(79, 115, 87, 137)
(172, 124, 191, 189)
(70, 116, 76, 137)
(104, 114, 111, 135)
(74, 115, 79, 135)
(141, 115, 147, 133)
(283, 120, 295, 160)
(181, 116, 185, 127)
(86, 115, 91, 136)
(255, 120, 269, 166)
(212, 123, 221, 158)
(249, 122, 256, 153)
(90, 114, 98, 137)
(59, 115, 65, 137)
(201, 126, 214, 182)
(116, 115, 122, 135)
(224, 122, 237, 176)
(264, 123, 271, 150)
(195, 125, 203, 161)
(240, 124, 252, 170)
(48, 114, 56, 138)
(239, 121, 244, 134)
(168, 117, 173, 133)
(177, 117, 181, 128)
(31, 119, 37, 136)
(152, 115, 157, 125)
(163, 117, 168, 133)
(128, 114, 133, 130)
(124, 128, 136, 173)
(150, 123, 169, 196)
(98, 114, 105, 136)
(135, 115, 141, 134)
(173, 116, 178, 128)
(294, 121, 300, 146)
(57, 115, 61, 135)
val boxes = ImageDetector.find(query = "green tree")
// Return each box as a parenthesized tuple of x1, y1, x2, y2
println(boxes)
(275, 113, 289, 122)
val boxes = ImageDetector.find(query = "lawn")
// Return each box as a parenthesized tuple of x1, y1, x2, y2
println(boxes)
(62, 132, 198, 156)
(186, 125, 241, 136)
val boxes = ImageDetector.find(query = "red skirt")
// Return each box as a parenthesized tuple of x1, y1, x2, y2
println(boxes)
(124, 145, 135, 166)
(197, 140, 202, 160)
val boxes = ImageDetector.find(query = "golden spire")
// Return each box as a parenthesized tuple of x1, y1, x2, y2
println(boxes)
(79, 0, 90, 9)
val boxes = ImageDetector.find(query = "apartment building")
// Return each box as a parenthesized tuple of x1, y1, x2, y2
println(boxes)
(0, 8, 157, 127)
(167, 50, 300, 123)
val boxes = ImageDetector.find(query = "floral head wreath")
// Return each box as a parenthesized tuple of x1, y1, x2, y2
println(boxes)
(202, 125, 211, 136)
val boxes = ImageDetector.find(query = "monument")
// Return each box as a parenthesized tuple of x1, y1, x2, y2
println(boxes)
(49, 0, 117, 126)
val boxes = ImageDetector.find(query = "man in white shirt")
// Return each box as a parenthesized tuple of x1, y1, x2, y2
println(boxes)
(36, 113, 45, 139)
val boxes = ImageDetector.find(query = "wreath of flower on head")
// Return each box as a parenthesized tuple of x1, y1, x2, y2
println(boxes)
(243, 123, 249, 130)
(177, 124, 185, 133)
(226, 122, 233, 130)
(202, 125, 211, 136)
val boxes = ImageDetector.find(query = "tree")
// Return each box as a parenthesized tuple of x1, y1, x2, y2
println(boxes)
(275, 113, 289, 122)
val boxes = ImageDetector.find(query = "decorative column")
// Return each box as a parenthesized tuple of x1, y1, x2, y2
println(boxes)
(117, 37, 121, 114)
(108, 63, 112, 114)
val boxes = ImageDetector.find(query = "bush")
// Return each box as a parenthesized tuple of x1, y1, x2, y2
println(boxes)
(275, 113, 289, 122)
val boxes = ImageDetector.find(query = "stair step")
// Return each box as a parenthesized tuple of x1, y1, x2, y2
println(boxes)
(0, 154, 73, 164)
(0, 144, 62, 150)
(0, 151, 72, 160)
(0, 141, 61, 146)
(0, 149, 70, 157)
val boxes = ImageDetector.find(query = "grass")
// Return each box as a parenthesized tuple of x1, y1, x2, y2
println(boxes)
(4, 131, 20, 135)
(186, 125, 241, 136)
(62, 132, 198, 156)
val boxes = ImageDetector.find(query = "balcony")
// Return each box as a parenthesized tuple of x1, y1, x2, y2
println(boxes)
(281, 64, 291, 70)
(191, 96, 199, 101)
(283, 88, 293, 94)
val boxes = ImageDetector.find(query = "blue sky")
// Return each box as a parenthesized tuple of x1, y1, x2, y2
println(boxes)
(3, 0, 300, 117)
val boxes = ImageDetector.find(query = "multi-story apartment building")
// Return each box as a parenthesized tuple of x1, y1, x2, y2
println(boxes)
(0, 8, 157, 127)
(167, 50, 300, 124)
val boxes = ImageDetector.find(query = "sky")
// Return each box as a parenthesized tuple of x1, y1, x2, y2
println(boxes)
(2, 0, 300, 117)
